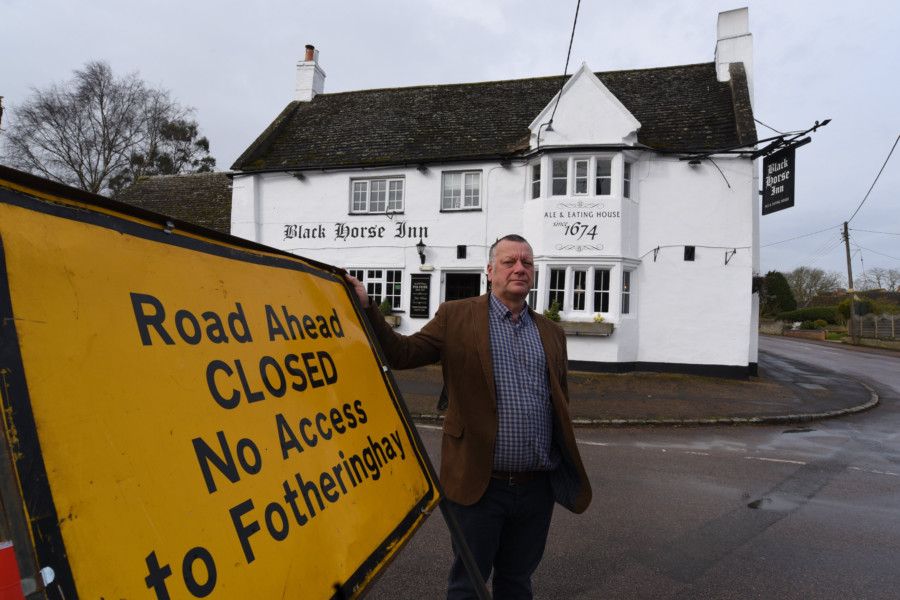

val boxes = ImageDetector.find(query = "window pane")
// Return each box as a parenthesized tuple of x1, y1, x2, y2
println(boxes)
(370, 180, 386, 212)
(624, 163, 632, 198)
(386, 269, 402, 309)
(552, 159, 567, 196)
(593, 268, 610, 312)
(575, 160, 588, 195)
(595, 159, 611, 196)
(531, 164, 541, 199)
(464, 172, 480, 207)
(388, 180, 404, 211)
(442, 173, 462, 210)
(596, 159, 611, 177)
(352, 181, 368, 212)
(549, 268, 566, 308)
(621, 271, 631, 314)
(573, 270, 586, 310)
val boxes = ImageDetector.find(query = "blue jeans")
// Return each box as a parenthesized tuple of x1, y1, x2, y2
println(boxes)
(446, 473, 555, 600)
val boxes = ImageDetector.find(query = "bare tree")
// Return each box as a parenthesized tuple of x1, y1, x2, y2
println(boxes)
(2, 61, 214, 196)
(786, 266, 843, 307)
(856, 267, 900, 291)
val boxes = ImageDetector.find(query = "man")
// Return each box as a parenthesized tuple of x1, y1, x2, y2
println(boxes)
(347, 234, 591, 599)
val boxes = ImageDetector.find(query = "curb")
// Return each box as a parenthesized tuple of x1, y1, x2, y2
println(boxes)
(408, 383, 880, 428)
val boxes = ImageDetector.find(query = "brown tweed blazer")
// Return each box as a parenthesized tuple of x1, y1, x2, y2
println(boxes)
(366, 293, 591, 513)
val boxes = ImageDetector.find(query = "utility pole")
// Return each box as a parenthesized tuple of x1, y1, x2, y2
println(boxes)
(843, 221, 857, 343)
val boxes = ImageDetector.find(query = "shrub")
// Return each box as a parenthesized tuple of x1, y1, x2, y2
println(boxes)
(543, 301, 561, 322)
(776, 306, 839, 324)
(813, 319, 828, 329)
(837, 298, 873, 319)
(800, 320, 818, 330)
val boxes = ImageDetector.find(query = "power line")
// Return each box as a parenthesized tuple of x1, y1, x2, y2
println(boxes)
(850, 228, 900, 236)
(752, 118, 804, 137)
(847, 132, 900, 223)
(852, 243, 900, 262)
(800, 235, 844, 267)
(547, 0, 582, 126)
(761, 225, 838, 247)
(753, 118, 784, 135)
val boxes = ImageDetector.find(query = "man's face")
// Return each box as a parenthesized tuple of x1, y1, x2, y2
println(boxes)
(487, 240, 535, 307)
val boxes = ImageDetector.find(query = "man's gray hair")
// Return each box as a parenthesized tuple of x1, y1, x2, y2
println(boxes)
(488, 234, 532, 264)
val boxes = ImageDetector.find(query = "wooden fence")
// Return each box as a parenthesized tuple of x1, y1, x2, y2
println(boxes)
(850, 314, 899, 340)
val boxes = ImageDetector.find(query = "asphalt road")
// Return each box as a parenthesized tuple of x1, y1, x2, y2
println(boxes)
(366, 338, 900, 599)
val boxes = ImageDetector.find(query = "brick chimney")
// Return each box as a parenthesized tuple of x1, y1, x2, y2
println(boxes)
(295, 44, 326, 102)
(715, 8, 753, 102)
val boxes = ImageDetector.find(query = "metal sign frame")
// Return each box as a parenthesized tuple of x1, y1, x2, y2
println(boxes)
(0, 166, 451, 599)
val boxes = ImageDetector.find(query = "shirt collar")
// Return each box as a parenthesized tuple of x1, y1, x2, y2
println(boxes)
(489, 293, 530, 323)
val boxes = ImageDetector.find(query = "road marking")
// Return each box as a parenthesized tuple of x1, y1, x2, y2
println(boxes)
(745, 456, 807, 465)
(849, 466, 900, 478)
(416, 424, 442, 431)
(578, 441, 610, 446)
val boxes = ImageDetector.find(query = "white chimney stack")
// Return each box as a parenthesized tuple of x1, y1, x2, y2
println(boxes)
(295, 44, 326, 102)
(715, 8, 753, 103)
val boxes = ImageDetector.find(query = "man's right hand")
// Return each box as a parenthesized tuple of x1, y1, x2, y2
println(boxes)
(344, 274, 370, 308)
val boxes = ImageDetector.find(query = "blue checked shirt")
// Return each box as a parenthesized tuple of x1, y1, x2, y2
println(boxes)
(488, 294, 559, 472)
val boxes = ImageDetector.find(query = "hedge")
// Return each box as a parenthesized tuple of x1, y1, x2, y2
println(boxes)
(776, 306, 840, 324)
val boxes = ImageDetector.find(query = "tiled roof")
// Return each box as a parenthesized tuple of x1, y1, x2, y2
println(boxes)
(115, 172, 232, 234)
(233, 62, 756, 172)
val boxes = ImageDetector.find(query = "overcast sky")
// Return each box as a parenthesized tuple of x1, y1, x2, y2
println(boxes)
(3, 0, 898, 280)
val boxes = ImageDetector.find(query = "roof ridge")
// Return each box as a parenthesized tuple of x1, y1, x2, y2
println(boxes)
(314, 61, 717, 98)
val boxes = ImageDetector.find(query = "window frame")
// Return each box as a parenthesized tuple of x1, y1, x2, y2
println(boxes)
(548, 267, 566, 309)
(595, 158, 612, 196)
(621, 270, 632, 315)
(573, 158, 589, 195)
(349, 176, 405, 215)
(528, 270, 539, 308)
(348, 268, 403, 310)
(623, 162, 632, 199)
(593, 268, 611, 313)
(441, 170, 482, 211)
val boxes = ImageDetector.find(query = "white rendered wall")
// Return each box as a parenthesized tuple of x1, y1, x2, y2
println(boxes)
(635, 156, 755, 367)
(231, 151, 756, 369)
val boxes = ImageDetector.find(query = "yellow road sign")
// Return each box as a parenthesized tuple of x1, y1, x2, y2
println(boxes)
(0, 166, 439, 599)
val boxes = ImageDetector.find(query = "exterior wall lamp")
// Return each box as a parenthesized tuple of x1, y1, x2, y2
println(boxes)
(416, 238, 426, 265)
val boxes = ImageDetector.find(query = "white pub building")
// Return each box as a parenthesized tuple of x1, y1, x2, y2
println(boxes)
(230, 9, 760, 377)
